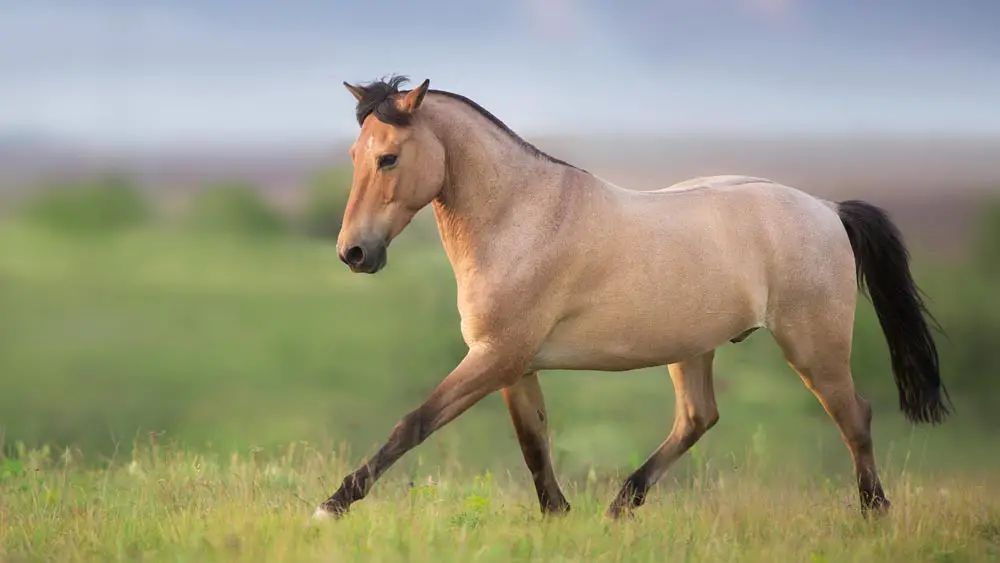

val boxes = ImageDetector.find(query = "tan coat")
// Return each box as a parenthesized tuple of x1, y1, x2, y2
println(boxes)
(312, 76, 949, 522)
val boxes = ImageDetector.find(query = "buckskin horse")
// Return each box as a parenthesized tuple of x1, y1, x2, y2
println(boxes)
(311, 75, 950, 522)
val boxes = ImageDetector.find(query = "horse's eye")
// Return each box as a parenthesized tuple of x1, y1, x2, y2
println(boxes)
(377, 154, 398, 169)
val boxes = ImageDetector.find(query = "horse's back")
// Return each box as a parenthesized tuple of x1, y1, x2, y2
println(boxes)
(652, 174, 777, 194)
(651, 174, 853, 284)
(532, 174, 855, 371)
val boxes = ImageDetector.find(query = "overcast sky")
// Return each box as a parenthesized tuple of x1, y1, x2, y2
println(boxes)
(1, 0, 998, 149)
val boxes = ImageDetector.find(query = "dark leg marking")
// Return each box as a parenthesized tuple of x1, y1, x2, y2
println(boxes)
(503, 372, 570, 515)
(315, 349, 524, 519)
(607, 351, 719, 519)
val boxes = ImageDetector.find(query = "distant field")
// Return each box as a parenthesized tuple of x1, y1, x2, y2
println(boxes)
(3, 135, 1000, 252)
(1, 219, 997, 475)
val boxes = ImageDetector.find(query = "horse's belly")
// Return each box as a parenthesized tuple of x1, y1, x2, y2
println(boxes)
(529, 339, 690, 372)
(528, 302, 753, 372)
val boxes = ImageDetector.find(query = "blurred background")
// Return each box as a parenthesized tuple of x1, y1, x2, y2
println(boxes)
(2, 0, 999, 483)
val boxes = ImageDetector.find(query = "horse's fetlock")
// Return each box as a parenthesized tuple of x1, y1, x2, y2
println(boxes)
(335, 474, 368, 504)
(621, 472, 650, 506)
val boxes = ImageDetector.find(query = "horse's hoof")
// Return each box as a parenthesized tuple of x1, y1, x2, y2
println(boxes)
(307, 505, 344, 526)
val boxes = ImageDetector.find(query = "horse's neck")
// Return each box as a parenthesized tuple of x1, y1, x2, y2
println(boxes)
(427, 112, 564, 276)
(431, 155, 541, 276)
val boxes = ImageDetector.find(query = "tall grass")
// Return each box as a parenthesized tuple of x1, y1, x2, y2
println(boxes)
(1, 441, 998, 562)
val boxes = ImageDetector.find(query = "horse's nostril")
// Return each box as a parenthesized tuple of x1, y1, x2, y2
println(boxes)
(344, 246, 365, 267)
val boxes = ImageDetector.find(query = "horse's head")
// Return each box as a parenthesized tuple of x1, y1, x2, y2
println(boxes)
(337, 76, 445, 274)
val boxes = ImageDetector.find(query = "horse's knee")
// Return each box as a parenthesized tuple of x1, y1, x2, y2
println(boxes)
(388, 408, 432, 449)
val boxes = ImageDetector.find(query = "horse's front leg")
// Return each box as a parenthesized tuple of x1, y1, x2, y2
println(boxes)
(311, 345, 527, 521)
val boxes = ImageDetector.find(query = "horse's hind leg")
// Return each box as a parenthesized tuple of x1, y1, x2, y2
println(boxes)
(607, 351, 719, 519)
(772, 308, 890, 516)
(502, 372, 571, 514)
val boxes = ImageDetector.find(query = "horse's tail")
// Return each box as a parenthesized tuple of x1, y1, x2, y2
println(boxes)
(837, 200, 951, 425)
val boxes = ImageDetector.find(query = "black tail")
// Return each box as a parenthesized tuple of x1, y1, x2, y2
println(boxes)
(837, 200, 951, 425)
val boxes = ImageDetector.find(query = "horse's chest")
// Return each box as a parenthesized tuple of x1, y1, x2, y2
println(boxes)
(453, 265, 550, 346)
(455, 290, 523, 346)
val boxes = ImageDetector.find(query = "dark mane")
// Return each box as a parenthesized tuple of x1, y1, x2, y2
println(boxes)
(351, 75, 584, 172)
(352, 75, 415, 128)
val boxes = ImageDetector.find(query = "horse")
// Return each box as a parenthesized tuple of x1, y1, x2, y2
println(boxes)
(310, 75, 950, 522)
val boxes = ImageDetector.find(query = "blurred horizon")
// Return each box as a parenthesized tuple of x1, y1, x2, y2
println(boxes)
(4, 132, 1000, 255)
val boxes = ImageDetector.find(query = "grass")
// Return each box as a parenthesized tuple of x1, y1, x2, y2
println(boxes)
(2, 442, 999, 562)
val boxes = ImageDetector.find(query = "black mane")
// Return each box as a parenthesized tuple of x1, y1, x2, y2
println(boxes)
(352, 75, 414, 128)
(350, 75, 583, 171)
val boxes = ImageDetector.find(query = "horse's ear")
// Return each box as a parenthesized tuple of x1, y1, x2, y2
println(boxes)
(343, 81, 366, 102)
(398, 79, 430, 113)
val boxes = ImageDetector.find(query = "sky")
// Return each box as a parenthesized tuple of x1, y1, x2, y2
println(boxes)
(1, 0, 999, 150)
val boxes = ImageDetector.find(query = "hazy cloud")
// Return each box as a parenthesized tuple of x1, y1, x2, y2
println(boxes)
(739, 0, 798, 22)
(2, 0, 998, 148)
(521, 0, 591, 40)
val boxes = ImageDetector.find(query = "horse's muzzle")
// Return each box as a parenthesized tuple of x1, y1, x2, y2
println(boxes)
(339, 241, 387, 274)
